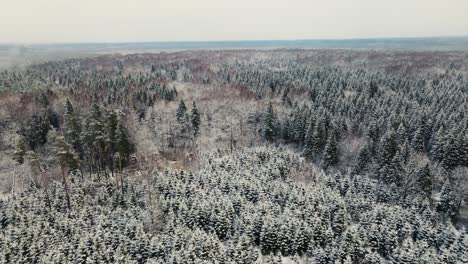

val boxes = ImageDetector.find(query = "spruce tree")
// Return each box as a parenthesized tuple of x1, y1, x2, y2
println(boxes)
(13, 137, 27, 165)
(379, 129, 398, 169)
(396, 123, 408, 144)
(47, 129, 79, 210)
(416, 164, 432, 200)
(311, 118, 327, 154)
(82, 103, 107, 177)
(176, 100, 187, 123)
(63, 99, 82, 158)
(322, 135, 338, 169)
(106, 110, 119, 180)
(191, 101, 201, 138)
(115, 119, 134, 163)
(442, 130, 463, 170)
(411, 127, 425, 152)
(368, 81, 378, 98)
(379, 155, 402, 186)
(19, 113, 51, 150)
(264, 102, 277, 141)
(430, 127, 445, 162)
(436, 179, 461, 219)
(366, 121, 380, 143)
(303, 122, 315, 159)
(281, 116, 292, 142)
(353, 143, 371, 175)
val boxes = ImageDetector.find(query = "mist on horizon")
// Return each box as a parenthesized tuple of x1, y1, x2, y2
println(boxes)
(1, 0, 468, 44)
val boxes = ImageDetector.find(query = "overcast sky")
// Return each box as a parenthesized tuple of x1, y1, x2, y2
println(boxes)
(1, 0, 468, 43)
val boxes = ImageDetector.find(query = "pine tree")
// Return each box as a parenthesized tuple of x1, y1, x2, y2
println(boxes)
(19, 113, 51, 150)
(353, 143, 371, 174)
(106, 110, 118, 150)
(232, 235, 258, 263)
(430, 127, 445, 162)
(82, 103, 107, 178)
(47, 129, 79, 210)
(366, 121, 380, 143)
(322, 135, 338, 169)
(191, 101, 201, 138)
(399, 140, 411, 164)
(436, 179, 461, 219)
(115, 119, 134, 163)
(13, 137, 27, 165)
(416, 164, 432, 200)
(411, 127, 425, 152)
(281, 86, 291, 106)
(442, 130, 463, 171)
(379, 155, 402, 186)
(176, 100, 187, 123)
(281, 116, 292, 142)
(264, 102, 277, 141)
(106, 110, 119, 184)
(311, 119, 327, 154)
(396, 123, 408, 144)
(64, 99, 82, 158)
(303, 122, 315, 159)
(379, 129, 398, 169)
(368, 81, 378, 98)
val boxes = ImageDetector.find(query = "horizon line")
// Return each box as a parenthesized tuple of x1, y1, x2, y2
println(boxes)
(2, 35, 468, 46)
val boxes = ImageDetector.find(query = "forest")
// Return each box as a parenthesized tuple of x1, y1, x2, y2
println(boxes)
(0, 49, 467, 263)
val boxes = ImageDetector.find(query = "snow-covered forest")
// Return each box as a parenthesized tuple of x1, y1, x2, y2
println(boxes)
(0, 49, 467, 263)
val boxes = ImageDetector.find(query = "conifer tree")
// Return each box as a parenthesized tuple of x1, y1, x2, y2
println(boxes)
(430, 127, 446, 162)
(106, 110, 119, 181)
(379, 155, 402, 186)
(264, 102, 277, 141)
(115, 119, 134, 163)
(13, 137, 27, 165)
(11, 137, 27, 197)
(176, 100, 187, 123)
(281, 116, 292, 142)
(416, 164, 432, 201)
(191, 101, 201, 138)
(81, 103, 107, 177)
(19, 113, 52, 150)
(396, 123, 408, 144)
(379, 129, 398, 169)
(47, 129, 79, 210)
(442, 130, 463, 170)
(303, 122, 315, 159)
(64, 99, 82, 158)
(322, 135, 338, 169)
(353, 143, 371, 175)
(411, 127, 425, 152)
(368, 81, 378, 98)
(311, 119, 328, 154)
(436, 179, 461, 219)
(399, 140, 411, 164)
(366, 121, 380, 143)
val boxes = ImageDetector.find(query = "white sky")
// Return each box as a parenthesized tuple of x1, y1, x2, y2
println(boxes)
(1, 0, 468, 43)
